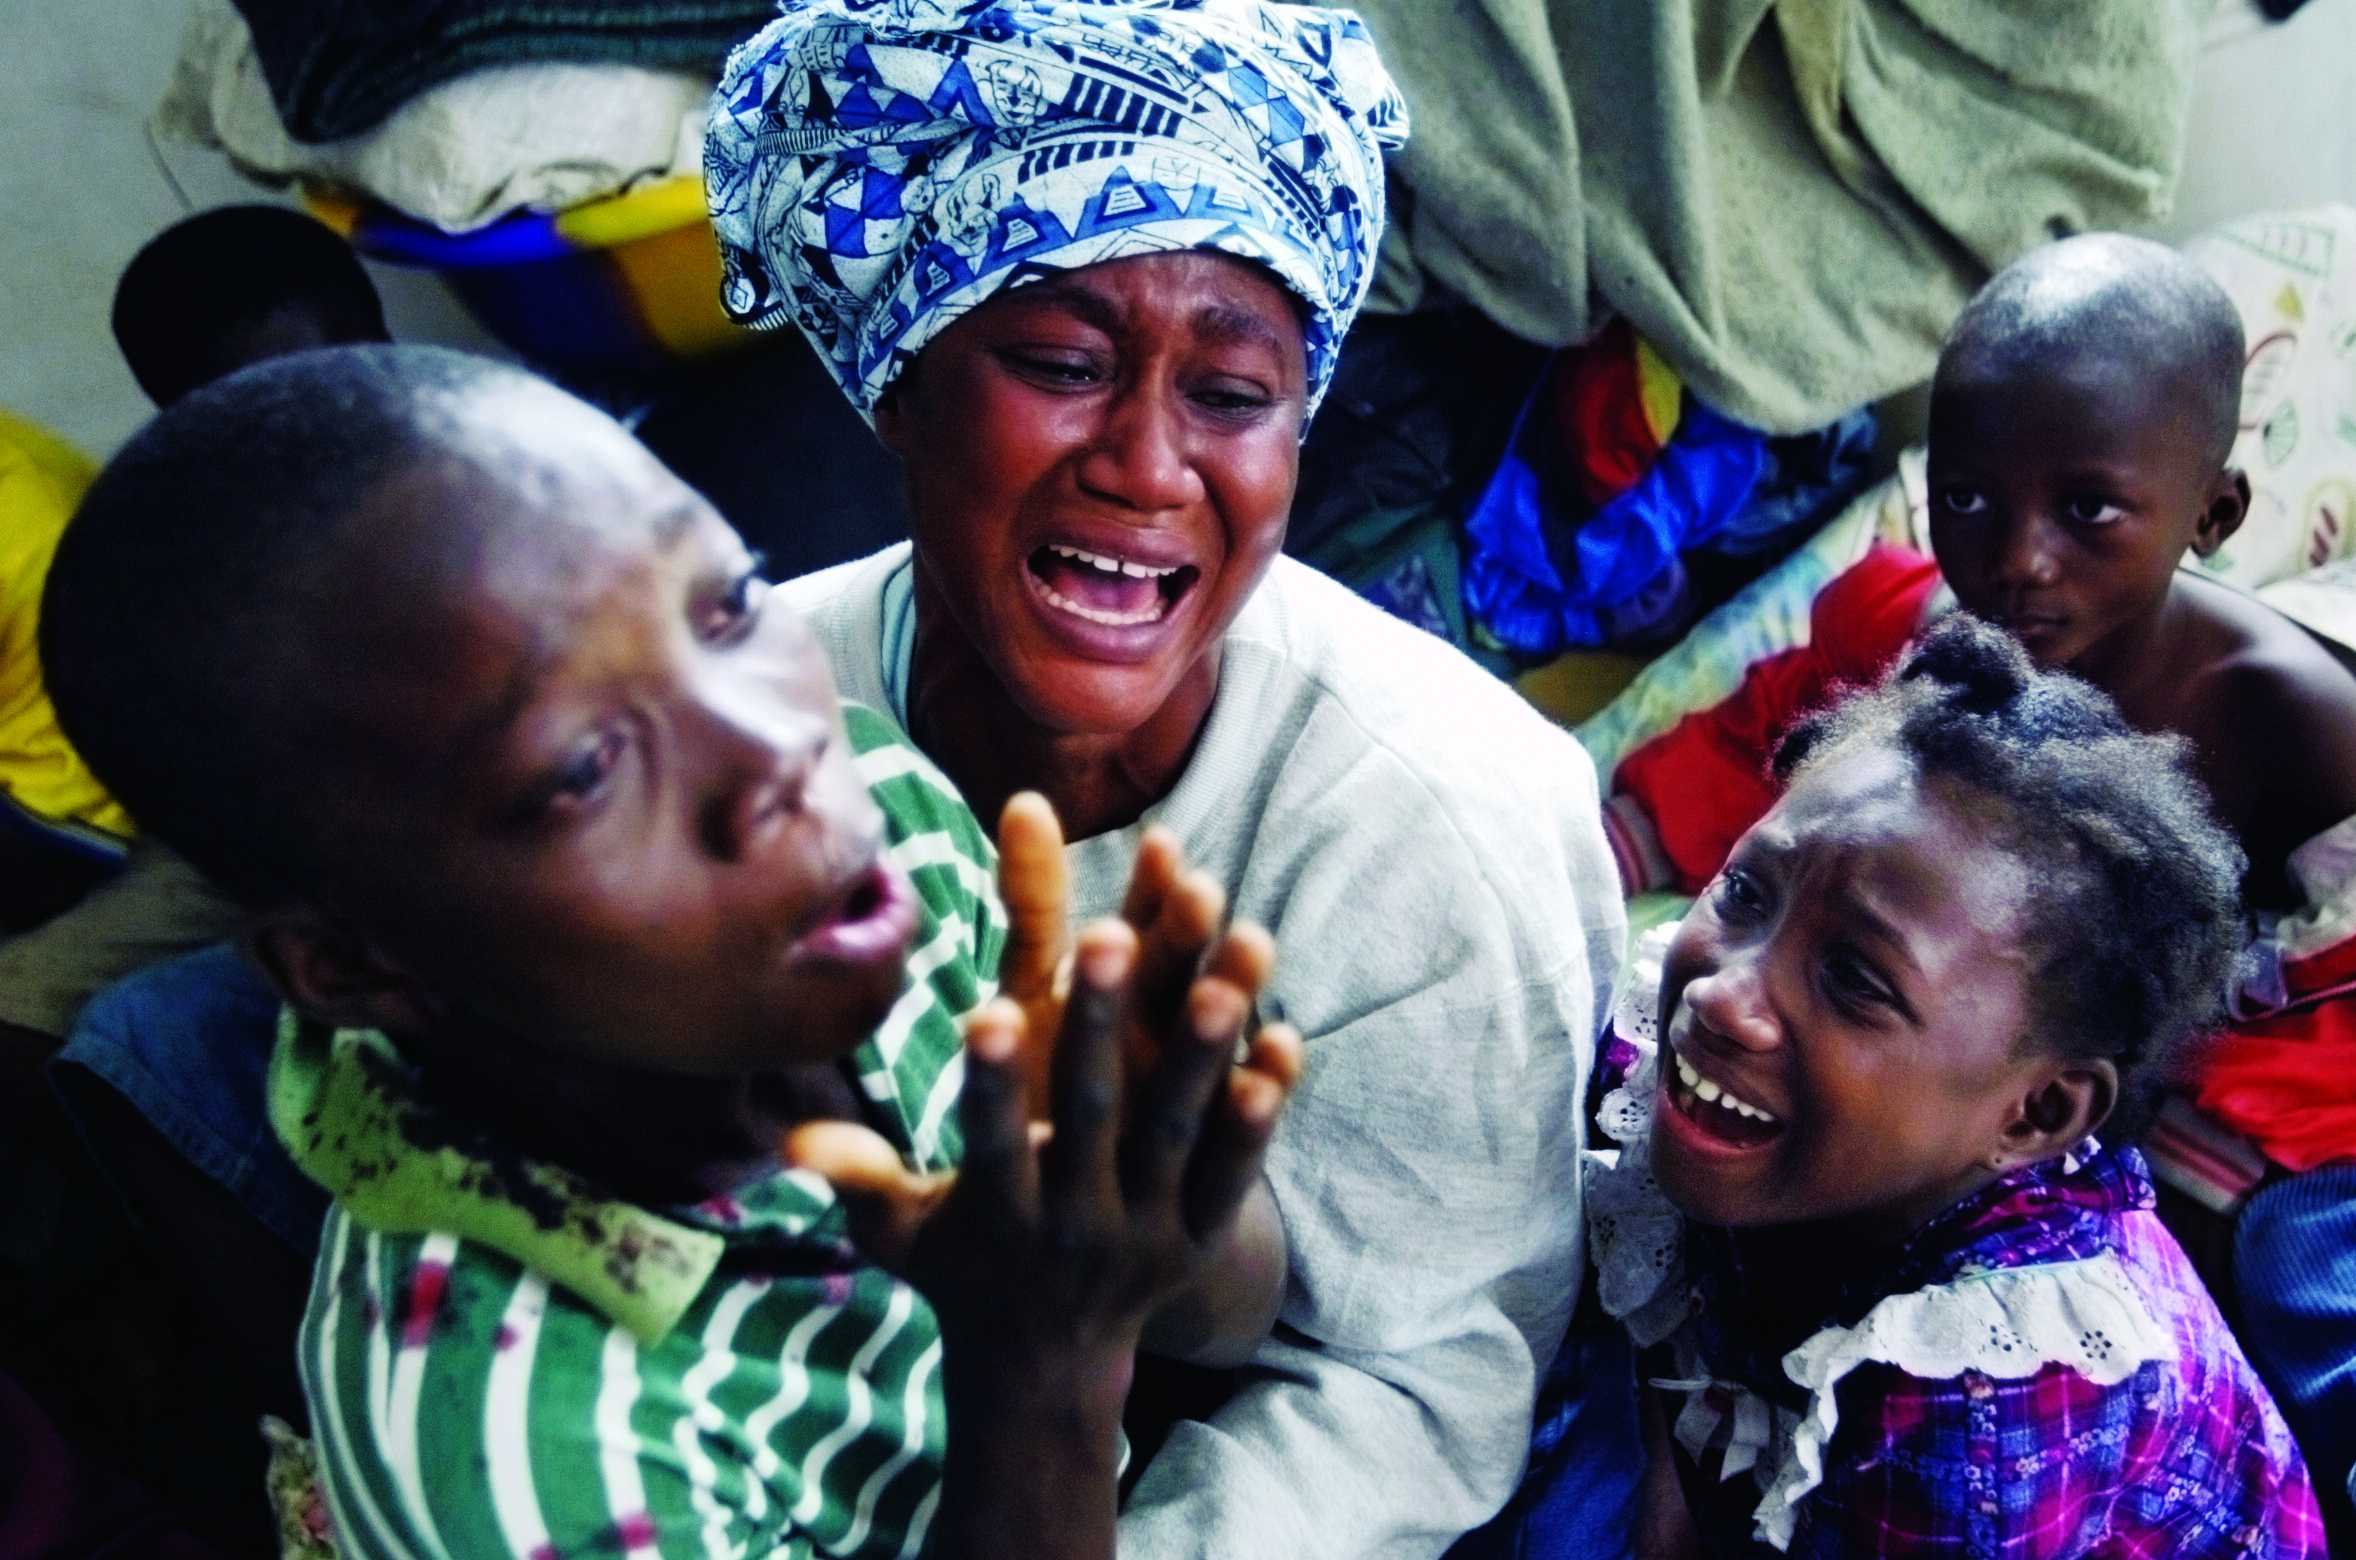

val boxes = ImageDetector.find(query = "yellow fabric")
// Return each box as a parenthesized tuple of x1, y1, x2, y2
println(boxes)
(1633, 336, 1684, 450)
(0, 412, 130, 838)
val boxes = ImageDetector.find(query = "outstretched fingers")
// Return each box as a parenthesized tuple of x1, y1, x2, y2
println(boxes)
(1038, 922, 1136, 1234)
(997, 792, 1071, 1003)
(1118, 826, 1185, 930)
(996, 793, 1072, 1117)
(783, 1121, 952, 1274)
(1119, 974, 1254, 1222)
(955, 999, 1040, 1229)
(1184, 1024, 1302, 1244)
(1200, 919, 1275, 1009)
(1124, 864, 1228, 1072)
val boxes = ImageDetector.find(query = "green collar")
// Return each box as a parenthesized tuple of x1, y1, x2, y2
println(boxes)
(266, 1010, 726, 1344)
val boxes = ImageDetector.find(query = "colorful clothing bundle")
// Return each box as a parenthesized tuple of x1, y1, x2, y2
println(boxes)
(275, 704, 1000, 1560)
(2179, 817, 2356, 1190)
(1577, 929, 2323, 1560)
(706, 0, 1407, 423)
(1461, 326, 1877, 658)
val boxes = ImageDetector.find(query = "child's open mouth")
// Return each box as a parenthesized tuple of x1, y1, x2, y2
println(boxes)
(1666, 1051, 1786, 1150)
(795, 860, 918, 968)
(1026, 543, 1199, 628)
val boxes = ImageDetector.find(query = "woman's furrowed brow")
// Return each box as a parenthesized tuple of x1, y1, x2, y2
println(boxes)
(1192, 303, 1288, 356)
(1007, 280, 1125, 335)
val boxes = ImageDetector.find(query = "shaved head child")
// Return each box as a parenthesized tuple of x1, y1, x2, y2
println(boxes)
(1926, 232, 2356, 910)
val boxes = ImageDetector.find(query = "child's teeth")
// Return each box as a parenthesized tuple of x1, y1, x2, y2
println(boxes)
(1671, 1052, 1778, 1124)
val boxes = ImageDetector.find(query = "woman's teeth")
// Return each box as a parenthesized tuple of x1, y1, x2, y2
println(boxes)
(1031, 542, 1183, 625)
(1674, 1054, 1778, 1122)
(1046, 542, 1179, 580)
(1035, 579, 1169, 626)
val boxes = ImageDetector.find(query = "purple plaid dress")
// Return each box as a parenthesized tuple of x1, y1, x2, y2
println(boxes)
(1584, 932, 2325, 1560)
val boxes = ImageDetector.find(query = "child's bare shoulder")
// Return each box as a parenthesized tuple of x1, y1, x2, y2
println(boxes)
(2178, 573, 2356, 815)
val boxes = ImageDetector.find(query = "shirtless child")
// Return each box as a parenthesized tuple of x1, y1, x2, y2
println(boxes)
(1925, 232, 2356, 911)
(1927, 234, 2356, 1538)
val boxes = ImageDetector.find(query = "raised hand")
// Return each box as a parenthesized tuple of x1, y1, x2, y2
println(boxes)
(800, 918, 1300, 1560)
(991, 792, 1272, 1120)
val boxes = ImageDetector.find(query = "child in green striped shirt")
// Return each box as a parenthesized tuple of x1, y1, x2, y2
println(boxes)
(42, 346, 1301, 1560)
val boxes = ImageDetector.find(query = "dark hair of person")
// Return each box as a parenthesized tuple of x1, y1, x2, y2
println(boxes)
(111, 204, 390, 407)
(43, 345, 515, 905)
(1773, 615, 2244, 1133)
(1938, 233, 2245, 474)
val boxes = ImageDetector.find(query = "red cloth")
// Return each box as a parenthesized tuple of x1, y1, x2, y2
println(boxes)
(1550, 319, 1663, 508)
(1613, 544, 1943, 893)
(2193, 936, 2356, 1173)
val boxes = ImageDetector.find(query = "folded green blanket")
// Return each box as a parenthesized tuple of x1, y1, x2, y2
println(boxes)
(1355, 0, 2211, 433)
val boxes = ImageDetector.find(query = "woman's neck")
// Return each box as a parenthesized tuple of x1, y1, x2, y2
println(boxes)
(905, 570, 1217, 841)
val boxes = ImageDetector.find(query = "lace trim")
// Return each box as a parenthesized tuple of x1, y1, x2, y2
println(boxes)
(1752, 1249, 2176, 1549)
(1584, 922, 2176, 1551)
(1585, 924, 1690, 1346)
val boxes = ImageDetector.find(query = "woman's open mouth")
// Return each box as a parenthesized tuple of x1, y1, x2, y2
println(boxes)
(1026, 543, 1200, 628)
(1665, 1050, 1787, 1150)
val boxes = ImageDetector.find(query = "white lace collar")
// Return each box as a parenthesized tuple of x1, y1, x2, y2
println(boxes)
(1583, 925, 2177, 1551)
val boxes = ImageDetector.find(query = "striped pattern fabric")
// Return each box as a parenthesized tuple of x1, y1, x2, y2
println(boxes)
(841, 701, 1002, 1174)
(293, 703, 999, 1560)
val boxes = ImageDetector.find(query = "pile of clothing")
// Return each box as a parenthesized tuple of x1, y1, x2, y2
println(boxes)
(156, 0, 769, 233)
(1461, 322, 1877, 656)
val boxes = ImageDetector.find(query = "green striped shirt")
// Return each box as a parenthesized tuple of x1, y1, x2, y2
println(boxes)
(276, 704, 1000, 1560)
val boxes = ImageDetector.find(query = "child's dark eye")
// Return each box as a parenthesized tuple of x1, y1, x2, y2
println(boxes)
(699, 560, 769, 643)
(1712, 866, 1769, 920)
(2061, 496, 2128, 526)
(533, 730, 625, 817)
(1823, 950, 1896, 1013)
(1936, 486, 1988, 517)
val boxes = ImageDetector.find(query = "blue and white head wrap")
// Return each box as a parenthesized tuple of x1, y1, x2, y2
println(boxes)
(706, 0, 1407, 422)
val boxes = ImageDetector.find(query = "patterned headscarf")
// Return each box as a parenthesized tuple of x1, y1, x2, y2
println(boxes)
(706, 0, 1407, 422)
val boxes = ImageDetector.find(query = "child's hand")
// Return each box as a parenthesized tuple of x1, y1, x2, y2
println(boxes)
(802, 919, 1301, 1559)
(993, 793, 1275, 1122)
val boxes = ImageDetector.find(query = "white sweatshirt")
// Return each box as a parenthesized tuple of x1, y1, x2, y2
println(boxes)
(784, 546, 1626, 1560)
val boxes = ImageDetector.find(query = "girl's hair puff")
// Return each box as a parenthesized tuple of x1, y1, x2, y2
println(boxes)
(1772, 615, 2243, 1133)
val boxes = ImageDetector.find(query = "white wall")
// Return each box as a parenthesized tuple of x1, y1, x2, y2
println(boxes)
(0, 0, 501, 460)
(2154, 0, 2356, 245)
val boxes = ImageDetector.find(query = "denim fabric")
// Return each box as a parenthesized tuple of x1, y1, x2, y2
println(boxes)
(2234, 1165, 2356, 1511)
(50, 942, 325, 1256)
(1445, 1314, 1643, 1560)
